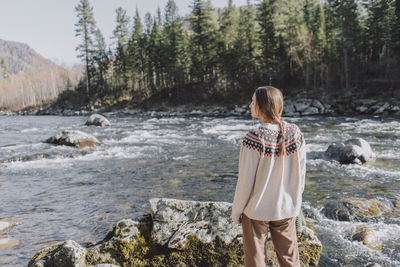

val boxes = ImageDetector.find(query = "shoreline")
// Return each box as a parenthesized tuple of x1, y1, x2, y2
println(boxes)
(1, 94, 400, 118)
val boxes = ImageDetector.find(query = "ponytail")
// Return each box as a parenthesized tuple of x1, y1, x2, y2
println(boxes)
(277, 118, 286, 156)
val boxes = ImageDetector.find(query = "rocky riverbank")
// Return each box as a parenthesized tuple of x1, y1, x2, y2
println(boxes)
(3, 90, 400, 118)
(29, 198, 323, 267)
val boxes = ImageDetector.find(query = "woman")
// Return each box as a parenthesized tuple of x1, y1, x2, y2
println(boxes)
(232, 86, 306, 267)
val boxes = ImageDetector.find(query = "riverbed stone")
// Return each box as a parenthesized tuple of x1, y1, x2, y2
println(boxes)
(30, 198, 322, 267)
(85, 114, 111, 127)
(322, 198, 392, 222)
(86, 219, 148, 266)
(302, 106, 319, 115)
(373, 102, 390, 114)
(29, 240, 87, 267)
(352, 225, 382, 250)
(325, 138, 376, 164)
(294, 98, 312, 112)
(0, 221, 11, 232)
(150, 198, 322, 266)
(45, 130, 101, 148)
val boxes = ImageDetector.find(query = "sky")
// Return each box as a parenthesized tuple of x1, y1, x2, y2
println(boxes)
(0, 0, 249, 68)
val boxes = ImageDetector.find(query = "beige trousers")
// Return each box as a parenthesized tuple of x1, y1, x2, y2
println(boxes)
(241, 213, 300, 267)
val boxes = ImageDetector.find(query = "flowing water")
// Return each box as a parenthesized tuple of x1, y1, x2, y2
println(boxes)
(0, 113, 399, 266)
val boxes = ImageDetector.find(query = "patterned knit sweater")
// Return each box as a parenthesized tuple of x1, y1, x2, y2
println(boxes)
(231, 121, 306, 223)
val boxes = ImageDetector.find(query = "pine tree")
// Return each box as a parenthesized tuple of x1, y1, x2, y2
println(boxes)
(218, 0, 239, 87)
(163, 0, 185, 95)
(112, 7, 130, 93)
(93, 28, 110, 96)
(257, 0, 279, 85)
(366, 0, 392, 62)
(74, 0, 97, 99)
(234, 1, 259, 87)
(127, 8, 145, 93)
(328, 0, 362, 88)
(189, 0, 218, 84)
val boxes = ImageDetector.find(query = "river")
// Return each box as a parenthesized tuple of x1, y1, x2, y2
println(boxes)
(0, 113, 399, 266)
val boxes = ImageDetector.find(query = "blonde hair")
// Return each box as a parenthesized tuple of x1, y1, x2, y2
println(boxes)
(254, 86, 286, 156)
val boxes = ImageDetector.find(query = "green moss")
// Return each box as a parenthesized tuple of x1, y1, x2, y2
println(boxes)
(85, 230, 321, 267)
(297, 233, 322, 266)
(348, 198, 387, 217)
(86, 234, 150, 267)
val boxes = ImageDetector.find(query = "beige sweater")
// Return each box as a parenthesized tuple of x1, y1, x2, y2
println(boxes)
(231, 121, 306, 223)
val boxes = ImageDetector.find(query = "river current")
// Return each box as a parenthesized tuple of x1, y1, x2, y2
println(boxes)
(0, 113, 399, 266)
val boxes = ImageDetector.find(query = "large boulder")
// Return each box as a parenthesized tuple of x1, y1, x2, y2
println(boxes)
(322, 198, 398, 222)
(29, 240, 87, 267)
(45, 130, 101, 148)
(149, 198, 322, 267)
(85, 114, 111, 127)
(30, 198, 322, 267)
(325, 138, 376, 164)
(150, 198, 241, 249)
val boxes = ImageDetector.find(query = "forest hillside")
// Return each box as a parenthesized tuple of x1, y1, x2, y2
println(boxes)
(0, 39, 81, 110)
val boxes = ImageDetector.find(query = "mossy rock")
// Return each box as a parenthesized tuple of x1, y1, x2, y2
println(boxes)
(323, 198, 392, 221)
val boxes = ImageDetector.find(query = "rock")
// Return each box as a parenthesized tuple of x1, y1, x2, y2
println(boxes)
(0, 221, 11, 232)
(232, 106, 247, 115)
(322, 198, 392, 222)
(311, 99, 325, 113)
(31, 199, 322, 267)
(352, 225, 382, 250)
(373, 102, 390, 114)
(89, 265, 121, 267)
(85, 114, 111, 127)
(302, 107, 319, 115)
(283, 102, 297, 116)
(357, 99, 377, 106)
(45, 130, 101, 148)
(29, 240, 87, 267)
(150, 198, 322, 266)
(294, 99, 312, 112)
(86, 219, 145, 266)
(325, 138, 376, 164)
(150, 198, 241, 249)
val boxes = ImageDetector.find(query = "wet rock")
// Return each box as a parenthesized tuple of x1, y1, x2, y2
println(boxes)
(231, 106, 247, 115)
(311, 99, 325, 113)
(302, 106, 319, 115)
(85, 114, 111, 127)
(283, 101, 297, 116)
(294, 98, 313, 113)
(29, 240, 87, 267)
(325, 138, 376, 164)
(373, 102, 390, 114)
(0, 221, 11, 232)
(45, 130, 101, 148)
(352, 225, 382, 250)
(355, 105, 369, 113)
(322, 198, 392, 222)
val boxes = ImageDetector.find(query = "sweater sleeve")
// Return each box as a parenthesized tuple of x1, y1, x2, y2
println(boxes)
(231, 135, 261, 224)
(298, 131, 307, 193)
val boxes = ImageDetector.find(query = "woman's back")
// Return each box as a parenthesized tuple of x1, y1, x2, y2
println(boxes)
(236, 121, 306, 221)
